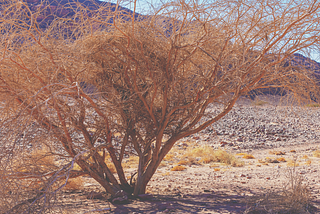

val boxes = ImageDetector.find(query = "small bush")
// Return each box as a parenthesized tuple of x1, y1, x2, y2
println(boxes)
(277, 157, 287, 162)
(305, 160, 312, 166)
(282, 168, 312, 212)
(312, 150, 320, 157)
(287, 159, 300, 167)
(290, 150, 297, 153)
(242, 154, 255, 159)
(171, 165, 186, 171)
(198, 157, 211, 164)
(214, 168, 220, 171)
(269, 150, 286, 155)
(65, 177, 85, 191)
(177, 160, 189, 165)
(164, 154, 175, 161)
(180, 146, 244, 167)
(245, 167, 312, 213)
(265, 157, 280, 163)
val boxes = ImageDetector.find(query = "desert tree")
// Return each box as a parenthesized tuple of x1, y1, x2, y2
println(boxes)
(1, 0, 320, 212)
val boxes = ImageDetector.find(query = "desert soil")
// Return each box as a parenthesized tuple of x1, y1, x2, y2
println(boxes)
(53, 96, 320, 214)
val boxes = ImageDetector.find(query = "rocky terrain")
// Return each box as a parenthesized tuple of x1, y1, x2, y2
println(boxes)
(48, 96, 320, 214)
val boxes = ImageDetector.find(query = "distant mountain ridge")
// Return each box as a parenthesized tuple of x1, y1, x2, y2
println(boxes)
(1, 0, 142, 29)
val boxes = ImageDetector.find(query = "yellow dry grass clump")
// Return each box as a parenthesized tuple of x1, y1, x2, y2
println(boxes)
(242, 154, 255, 159)
(269, 150, 286, 155)
(287, 159, 300, 167)
(181, 146, 244, 167)
(164, 153, 175, 161)
(277, 157, 287, 162)
(305, 160, 312, 166)
(65, 177, 85, 191)
(236, 153, 255, 159)
(171, 165, 186, 171)
(312, 150, 320, 158)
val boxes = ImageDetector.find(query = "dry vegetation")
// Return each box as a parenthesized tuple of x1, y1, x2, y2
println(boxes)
(1, 0, 320, 212)
(163, 143, 244, 167)
(245, 165, 313, 214)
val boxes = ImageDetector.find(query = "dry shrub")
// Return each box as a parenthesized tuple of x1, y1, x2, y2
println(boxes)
(245, 167, 313, 213)
(242, 154, 255, 159)
(214, 168, 220, 172)
(177, 160, 189, 165)
(277, 157, 287, 162)
(269, 150, 286, 155)
(302, 155, 309, 159)
(290, 150, 297, 153)
(164, 154, 175, 161)
(265, 157, 280, 163)
(64, 177, 85, 191)
(199, 157, 212, 164)
(313, 150, 320, 158)
(181, 146, 244, 167)
(281, 168, 312, 213)
(305, 160, 312, 166)
(171, 165, 186, 171)
(287, 159, 300, 167)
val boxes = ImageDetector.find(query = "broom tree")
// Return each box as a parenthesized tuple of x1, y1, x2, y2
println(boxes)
(1, 0, 320, 212)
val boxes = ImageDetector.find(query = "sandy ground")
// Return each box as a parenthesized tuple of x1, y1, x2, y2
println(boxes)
(53, 141, 320, 214)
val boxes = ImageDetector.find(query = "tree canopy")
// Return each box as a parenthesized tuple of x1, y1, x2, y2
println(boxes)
(1, 0, 320, 212)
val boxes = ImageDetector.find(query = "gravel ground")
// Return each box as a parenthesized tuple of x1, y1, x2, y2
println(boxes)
(183, 96, 320, 152)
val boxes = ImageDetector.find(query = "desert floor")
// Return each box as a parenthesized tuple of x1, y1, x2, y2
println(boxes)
(53, 96, 320, 214)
